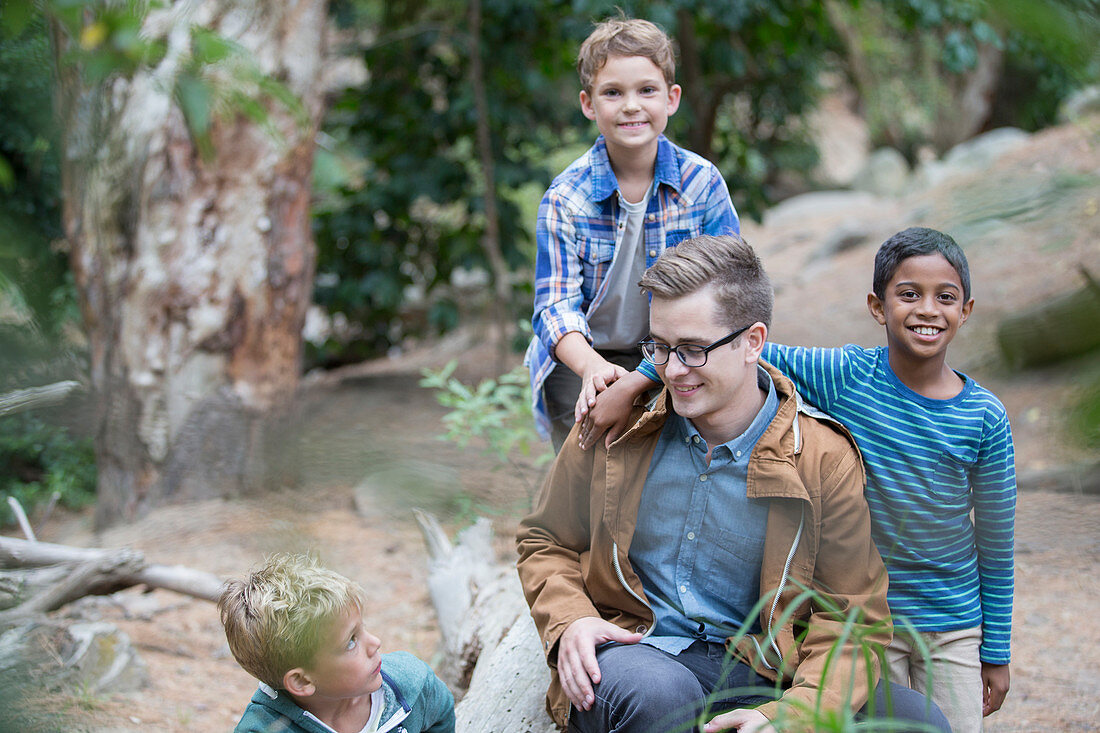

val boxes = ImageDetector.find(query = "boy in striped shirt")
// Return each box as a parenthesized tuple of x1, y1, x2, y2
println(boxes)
(582, 227, 1016, 733)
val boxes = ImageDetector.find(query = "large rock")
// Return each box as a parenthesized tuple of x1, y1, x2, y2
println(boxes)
(852, 148, 910, 197)
(762, 191, 888, 230)
(912, 128, 1031, 191)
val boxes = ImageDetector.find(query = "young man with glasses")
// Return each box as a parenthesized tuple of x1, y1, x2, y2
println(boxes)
(516, 234, 948, 733)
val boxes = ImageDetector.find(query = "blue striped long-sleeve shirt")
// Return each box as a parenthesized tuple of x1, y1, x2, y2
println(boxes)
(759, 343, 1016, 664)
(524, 135, 738, 438)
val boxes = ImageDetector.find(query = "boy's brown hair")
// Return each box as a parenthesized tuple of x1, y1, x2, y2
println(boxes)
(218, 553, 363, 689)
(577, 15, 676, 92)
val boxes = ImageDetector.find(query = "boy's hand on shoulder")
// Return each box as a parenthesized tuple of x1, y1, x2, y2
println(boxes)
(578, 370, 654, 450)
(981, 661, 1010, 716)
(573, 360, 628, 424)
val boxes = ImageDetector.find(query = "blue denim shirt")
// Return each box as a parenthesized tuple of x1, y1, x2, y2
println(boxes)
(631, 367, 778, 655)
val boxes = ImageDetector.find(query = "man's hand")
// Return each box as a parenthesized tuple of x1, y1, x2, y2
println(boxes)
(703, 708, 774, 732)
(982, 661, 1010, 716)
(557, 617, 643, 711)
(578, 370, 655, 449)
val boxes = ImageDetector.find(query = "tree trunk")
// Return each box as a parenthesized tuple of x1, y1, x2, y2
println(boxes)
(53, 1, 327, 528)
(468, 0, 512, 369)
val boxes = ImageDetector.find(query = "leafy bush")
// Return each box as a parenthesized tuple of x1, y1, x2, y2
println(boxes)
(0, 411, 96, 526)
(419, 360, 553, 506)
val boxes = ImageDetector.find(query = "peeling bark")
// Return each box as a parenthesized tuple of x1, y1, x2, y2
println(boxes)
(53, 1, 327, 527)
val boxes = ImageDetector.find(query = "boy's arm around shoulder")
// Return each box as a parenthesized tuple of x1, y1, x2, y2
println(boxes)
(516, 437, 604, 665)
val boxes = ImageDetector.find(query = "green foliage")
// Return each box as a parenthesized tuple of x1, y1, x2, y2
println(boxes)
(0, 10, 69, 335)
(174, 26, 309, 160)
(640, 583, 945, 732)
(0, 411, 97, 526)
(313, 0, 578, 363)
(851, 0, 1098, 154)
(419, 360, 551, 470)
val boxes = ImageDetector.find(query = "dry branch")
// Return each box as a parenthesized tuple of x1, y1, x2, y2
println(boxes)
(0, 535, 223, 628)
(0, 381, 82, 417)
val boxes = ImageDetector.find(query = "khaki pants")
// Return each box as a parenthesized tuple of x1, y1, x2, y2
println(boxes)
(886, 625, 983, 733)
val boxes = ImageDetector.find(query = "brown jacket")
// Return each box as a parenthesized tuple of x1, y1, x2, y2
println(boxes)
(516, 362, 890, 728)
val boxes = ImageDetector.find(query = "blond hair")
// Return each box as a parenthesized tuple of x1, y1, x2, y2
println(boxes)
(218, 553, 363, 688)
(640, 234, 773, 329)
(577, 15, 676, 92)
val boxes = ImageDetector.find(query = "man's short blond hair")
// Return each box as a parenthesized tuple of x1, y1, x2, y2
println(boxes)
(218, 553, 364, 688)
(577, 15, 676, 92)
(640, 234, 773, 330)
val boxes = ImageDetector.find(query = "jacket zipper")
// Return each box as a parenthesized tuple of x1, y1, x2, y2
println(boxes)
(611, 542, 654, 638)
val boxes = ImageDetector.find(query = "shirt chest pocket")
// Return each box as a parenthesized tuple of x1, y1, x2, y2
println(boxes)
(665, 228, 696, 248)
(579, 237, 615, 287)
(931, 448, 977, 510)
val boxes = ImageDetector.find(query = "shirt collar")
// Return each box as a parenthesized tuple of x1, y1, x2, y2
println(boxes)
(590, 134, 682, 202)
(678, 366, 779, 458)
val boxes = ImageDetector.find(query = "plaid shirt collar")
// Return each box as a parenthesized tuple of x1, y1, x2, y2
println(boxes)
(589, 134, 685, 202)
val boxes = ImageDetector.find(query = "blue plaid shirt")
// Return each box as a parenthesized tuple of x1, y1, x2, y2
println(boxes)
(525, 135, 739, 437)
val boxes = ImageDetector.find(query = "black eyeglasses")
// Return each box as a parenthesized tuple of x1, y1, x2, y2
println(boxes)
(638, 324, 751, 368)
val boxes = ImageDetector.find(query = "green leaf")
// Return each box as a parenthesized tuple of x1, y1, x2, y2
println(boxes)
(191, 27, 239, 65)
(175, 72, 214, 157)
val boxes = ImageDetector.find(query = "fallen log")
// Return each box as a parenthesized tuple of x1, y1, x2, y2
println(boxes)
(414, 510, 557, 733)
(0, 535, 224, 628)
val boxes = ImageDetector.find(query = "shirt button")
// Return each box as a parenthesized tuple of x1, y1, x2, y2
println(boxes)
(735, 450, 742, 458)
(687, 531, 695, 540)
(680, 585, 687, 593)
(699, 474, 708, 482)
(648, 249, 657, 257)
(692, 435, 701, 443)
(648, 214, 655, 221)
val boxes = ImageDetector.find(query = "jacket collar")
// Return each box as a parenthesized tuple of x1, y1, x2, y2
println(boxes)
(590, 134, 684, 203)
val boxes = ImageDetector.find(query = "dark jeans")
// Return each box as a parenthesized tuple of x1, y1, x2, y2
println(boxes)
(543, 349, 643, 452)
(568, 641, 952, 733)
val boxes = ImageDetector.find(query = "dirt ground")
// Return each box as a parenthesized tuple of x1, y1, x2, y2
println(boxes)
(12, 119, 1100, 731)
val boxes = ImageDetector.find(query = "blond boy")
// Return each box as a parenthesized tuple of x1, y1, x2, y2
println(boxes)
(219, 554, 454, 733)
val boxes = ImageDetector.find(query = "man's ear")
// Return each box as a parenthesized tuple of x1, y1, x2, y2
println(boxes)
(283, 668, 315, 698)
(579, 89, 596, 121)
(867, 292, 887, 325)
(744, 322, 768, 363)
